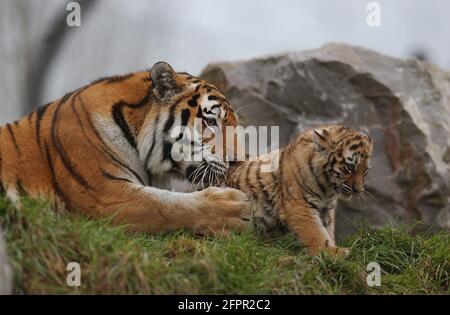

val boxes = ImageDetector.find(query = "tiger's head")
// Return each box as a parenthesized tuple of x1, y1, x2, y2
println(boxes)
(140, 62, 239, 189)
(312, 125, 373, 201)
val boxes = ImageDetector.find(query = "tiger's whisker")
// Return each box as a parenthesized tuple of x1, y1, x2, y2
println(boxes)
(192, 163, 207, 191)
(208, 166, 214, 187)
(190, 163, 206, 191)
(363, 190, 377, 201)
(235, 102, 257, 114)
(200, 164, 211, 190)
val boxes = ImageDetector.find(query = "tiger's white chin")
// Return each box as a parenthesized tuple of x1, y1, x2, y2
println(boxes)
(339, 192, 353, 201)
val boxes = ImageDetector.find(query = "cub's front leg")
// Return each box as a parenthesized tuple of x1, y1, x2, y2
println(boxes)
(321, 207, 336, 245)
(281, 201, 348, 257)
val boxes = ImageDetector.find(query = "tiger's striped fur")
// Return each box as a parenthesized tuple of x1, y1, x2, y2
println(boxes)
(0, 62, 250, 235)
(226, 125, 373, 256)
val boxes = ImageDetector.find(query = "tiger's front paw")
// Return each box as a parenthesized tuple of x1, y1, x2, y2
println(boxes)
(195, 187, 251, 235)
(200, 187, 250, 203)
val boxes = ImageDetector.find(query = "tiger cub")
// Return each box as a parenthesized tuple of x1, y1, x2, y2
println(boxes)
(226, 125, 373, 256)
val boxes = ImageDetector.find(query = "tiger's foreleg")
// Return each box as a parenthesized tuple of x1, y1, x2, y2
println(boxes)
(281, 202, 348, 257)
(322, 207, 336, 245)
(95, 184, 251, 236)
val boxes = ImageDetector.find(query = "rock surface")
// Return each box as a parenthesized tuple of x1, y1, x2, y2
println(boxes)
(201, 43, 450, 239)
(0, 226, 12, 294)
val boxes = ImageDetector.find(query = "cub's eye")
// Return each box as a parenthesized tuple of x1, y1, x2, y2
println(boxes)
(345, 163, 355, 173)
(205, 118, 217, 126)
(332, 169, 346, 179)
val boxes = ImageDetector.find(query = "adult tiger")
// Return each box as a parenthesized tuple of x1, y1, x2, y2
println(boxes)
(0, 62, 250, 235)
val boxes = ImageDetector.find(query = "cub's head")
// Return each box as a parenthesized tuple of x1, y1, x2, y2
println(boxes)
(312, 125, 373, 200)
(143, 62, 239, 188)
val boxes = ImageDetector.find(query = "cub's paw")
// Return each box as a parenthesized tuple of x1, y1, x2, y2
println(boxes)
(309, 246, 350, 257)
(327, 246, 350, 257)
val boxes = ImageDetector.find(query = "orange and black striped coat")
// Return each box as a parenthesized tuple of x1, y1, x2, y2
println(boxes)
(227, 125, 373, 256)
(0, 62, 250, 235)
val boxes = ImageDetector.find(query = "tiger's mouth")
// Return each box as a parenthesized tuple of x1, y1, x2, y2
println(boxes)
(339, 191, 353, 200)
(186, 161, 228, 190)
(335, 183, 369, 202)
(335, 183, 353, 201)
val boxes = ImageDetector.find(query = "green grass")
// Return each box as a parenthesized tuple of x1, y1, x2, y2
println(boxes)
(0, 197, 448, 294)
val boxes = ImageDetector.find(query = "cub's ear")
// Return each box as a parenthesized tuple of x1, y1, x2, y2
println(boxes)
(150, 62, 182, 102)
(312, 129, 332, 152)
(365, 133, 373, 144)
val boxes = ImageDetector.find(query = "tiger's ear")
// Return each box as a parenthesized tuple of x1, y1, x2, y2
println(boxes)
(312, 129, 332, 152)
(150, 62, 182, 102)
(365, 133, 373, 144)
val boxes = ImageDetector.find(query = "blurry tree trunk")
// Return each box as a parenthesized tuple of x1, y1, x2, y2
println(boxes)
(0, 1, 28, 122)
(26, 0, 97, 112)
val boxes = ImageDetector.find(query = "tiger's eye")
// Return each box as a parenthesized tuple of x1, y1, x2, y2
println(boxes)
(205, 118, 216, 126)
(346, 163, 355, 173)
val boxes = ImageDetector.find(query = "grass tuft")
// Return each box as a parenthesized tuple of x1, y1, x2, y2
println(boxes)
(0, 197, 448, 294)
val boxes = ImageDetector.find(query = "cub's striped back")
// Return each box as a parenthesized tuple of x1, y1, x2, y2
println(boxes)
(226, 125, 373, 256)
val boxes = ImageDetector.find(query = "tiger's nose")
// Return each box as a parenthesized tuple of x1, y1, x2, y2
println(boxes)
(352, 185, 363, 194)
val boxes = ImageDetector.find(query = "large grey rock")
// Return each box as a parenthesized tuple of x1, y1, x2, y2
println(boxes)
(0, 226, 12, 294)
(201, 43, 450, 239)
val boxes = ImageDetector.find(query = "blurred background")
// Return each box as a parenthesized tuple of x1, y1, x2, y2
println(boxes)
(0, 0, 449, 125)
(1, 1, 449, 296)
